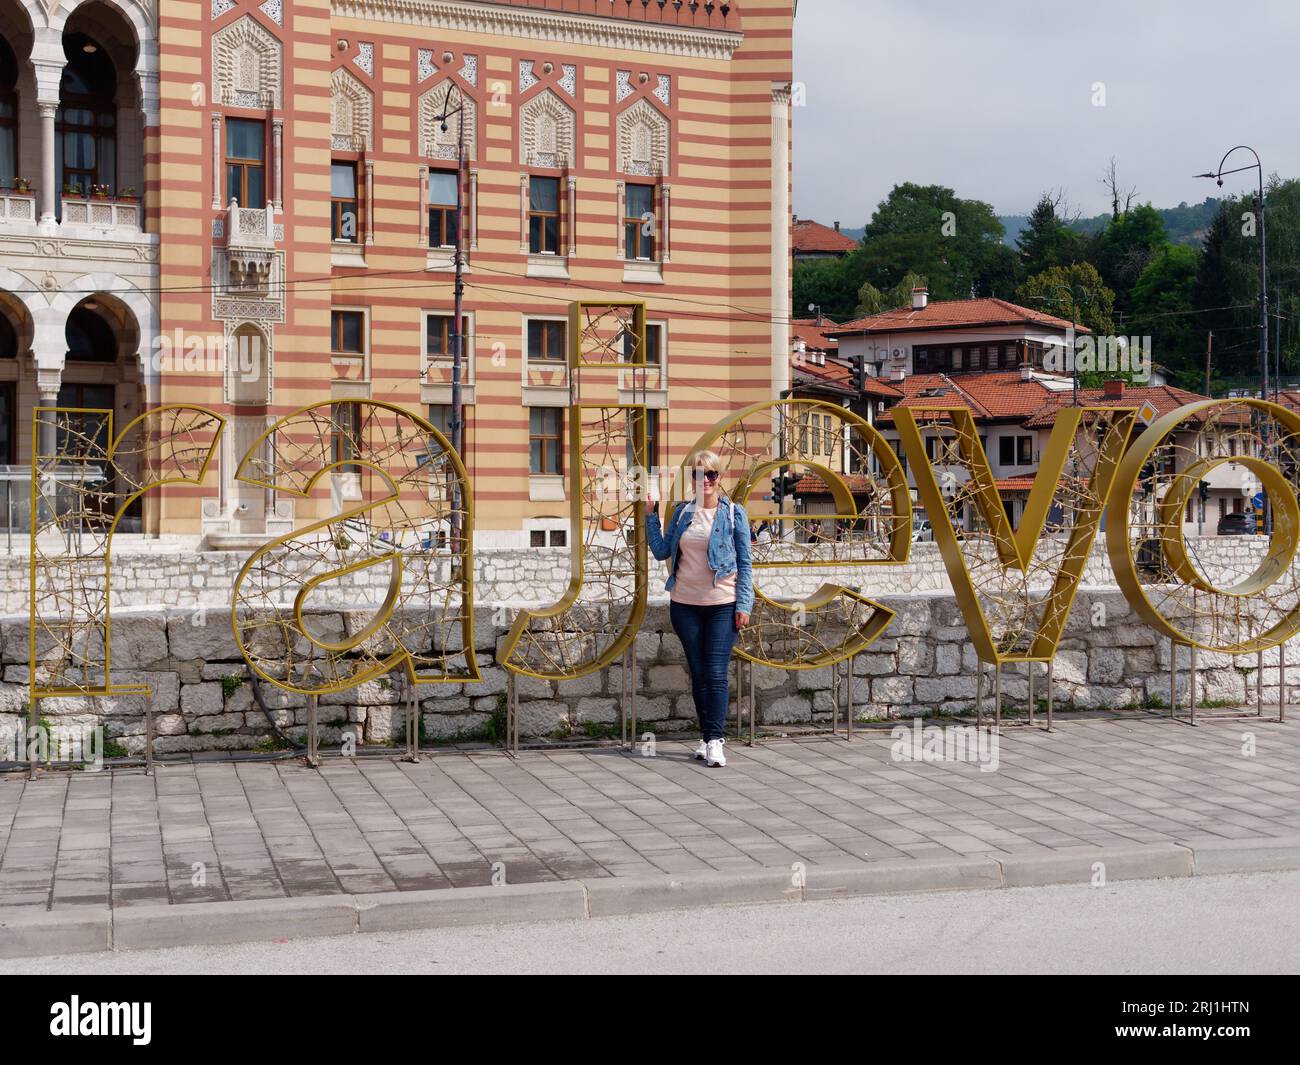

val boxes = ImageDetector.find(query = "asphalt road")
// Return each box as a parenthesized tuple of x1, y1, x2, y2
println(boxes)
(4, 868, 1298, 975)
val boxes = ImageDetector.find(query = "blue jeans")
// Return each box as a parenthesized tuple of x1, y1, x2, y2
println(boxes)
(669, 600, 738, 742)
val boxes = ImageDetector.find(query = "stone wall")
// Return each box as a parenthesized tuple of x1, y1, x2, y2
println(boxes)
(0, 589, 1289, 757)
(0, 535, 1272, 614)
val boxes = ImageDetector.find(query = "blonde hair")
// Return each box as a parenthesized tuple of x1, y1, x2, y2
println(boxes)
(688, 449, 722, 473)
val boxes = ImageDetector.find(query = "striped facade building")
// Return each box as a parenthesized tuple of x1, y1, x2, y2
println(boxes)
(0, 0, 795, 546)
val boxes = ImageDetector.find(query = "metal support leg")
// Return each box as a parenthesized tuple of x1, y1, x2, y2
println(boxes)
(1169, 638, 1177, 719)
(749, 658, 756, 746)
(1190, 644, 1198, 726)
(144, 692, 154, 775)
(1257, 648, 1264, 718)
(976, 666, 984, 729)
(621, 650, 630, 749)
(628, 642, 637, 746)
(994, 662, 1002, 734)
(1046, 659, 1054, 732)
(842, 652, 852, 738)
(28, 695, 39, 780)
(306, 694, 320, 768)
(1028, 663, 1036, 727)
(831, 661, 841, 737)
(405, 679, 420, 763)
(506, 672, 518, 757)
(1281, 643, 1287, 724)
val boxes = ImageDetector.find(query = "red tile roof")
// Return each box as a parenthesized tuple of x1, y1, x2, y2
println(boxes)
(879, 370, 1070, 423)
(791, 318, 838, 354)
(793, 472, 879, 496)
(995, 476, 1038, 493)
(1021, 383, 1210, 427)
(792, 218, 858, 255)
(829, 297, 1088, 337)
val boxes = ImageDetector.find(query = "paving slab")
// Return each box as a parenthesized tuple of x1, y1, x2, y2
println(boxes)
(0, 716, 1296, 955)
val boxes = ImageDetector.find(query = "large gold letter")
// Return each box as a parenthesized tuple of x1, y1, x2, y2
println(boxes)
(232, 400, 477, 694)
(894, 404, 1137, 665)
(1106, 398, 1300, 653)
(30, 404, 224, 698)
(501, 302, 648, 679)
(688, 398, 911, 669)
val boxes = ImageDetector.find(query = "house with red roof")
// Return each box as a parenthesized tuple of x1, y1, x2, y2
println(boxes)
(792, 216, 858, 261)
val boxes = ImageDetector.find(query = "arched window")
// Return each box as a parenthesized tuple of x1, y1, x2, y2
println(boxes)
(65, 303, 118, 362)
(57, 33, 116, 202)
(0, 37, 17, 187)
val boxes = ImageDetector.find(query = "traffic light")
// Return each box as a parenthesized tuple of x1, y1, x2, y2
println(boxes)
(1199, 480, 1209, 503)
(771, 470, 804, 502)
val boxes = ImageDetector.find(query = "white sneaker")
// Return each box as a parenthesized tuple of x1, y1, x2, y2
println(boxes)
(705, 739, 726, 767)
(692, 740, 708, 761)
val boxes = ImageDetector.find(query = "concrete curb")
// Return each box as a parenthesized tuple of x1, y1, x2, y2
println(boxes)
(2, 837, 1299, 959)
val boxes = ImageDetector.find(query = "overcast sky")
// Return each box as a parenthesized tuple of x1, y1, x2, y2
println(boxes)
(794, 0, 1300, 226)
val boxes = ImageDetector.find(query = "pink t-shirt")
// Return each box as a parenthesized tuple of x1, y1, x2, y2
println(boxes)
(670, 505, 737, 606)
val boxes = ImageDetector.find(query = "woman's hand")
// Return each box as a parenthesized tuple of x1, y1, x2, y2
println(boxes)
(735, 611, 750, 629)
(643, 499, 657, 518)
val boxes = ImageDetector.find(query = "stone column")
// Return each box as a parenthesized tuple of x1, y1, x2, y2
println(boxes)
(519, 175, 528, 254)
(211, 114, 222, 209)
(37, 103, 56, 225)
(566, 176, 577, 257)
(615, 180, 625, 259)
(769, 84, 792, 401)
(661, 183, 672, 264)
(417, 164, 426, 245)
(35, 369, 61, 461)
(271, 118, 284, 211)
(364, 161, 374, 245)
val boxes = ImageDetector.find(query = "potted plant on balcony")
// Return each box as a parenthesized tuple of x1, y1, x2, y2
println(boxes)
(12, 177, 31, 194)
(117, 186, 138, 202)
(90, 183, 111, 200)
(63, 183, 79, 197)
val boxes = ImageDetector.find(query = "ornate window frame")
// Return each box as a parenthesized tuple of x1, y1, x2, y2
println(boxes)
(212, 15, 282, 109)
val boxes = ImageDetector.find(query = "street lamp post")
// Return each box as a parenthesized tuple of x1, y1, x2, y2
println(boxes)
(1196, 146, 1268, 402)
(437, 83, 468, 552)
(1196, 146, 1269, 533)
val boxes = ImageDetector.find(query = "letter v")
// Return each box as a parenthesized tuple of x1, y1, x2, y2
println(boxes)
(893, 404, 1137, 664)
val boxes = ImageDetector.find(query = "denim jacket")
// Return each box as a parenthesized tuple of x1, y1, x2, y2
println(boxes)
(645, 498, 755, 614)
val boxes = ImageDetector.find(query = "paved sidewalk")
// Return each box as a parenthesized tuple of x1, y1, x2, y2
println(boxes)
(1, 713, 1297, 914)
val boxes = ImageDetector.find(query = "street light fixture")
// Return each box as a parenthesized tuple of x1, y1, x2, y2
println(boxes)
(1195, 146, 1268, 402)
(1196, 146, 1270, 533)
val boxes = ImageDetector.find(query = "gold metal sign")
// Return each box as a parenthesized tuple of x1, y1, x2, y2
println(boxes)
(29, 405, 225, 699)
(231, 399, 478, 694)
(688, 398, 911, 669)
(894, 405, 1137, 666)
(500, 302, 649, 680)
(1106, 398, 1300, 654)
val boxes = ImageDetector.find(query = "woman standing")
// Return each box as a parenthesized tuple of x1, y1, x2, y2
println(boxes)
(644, 451, 754, 767)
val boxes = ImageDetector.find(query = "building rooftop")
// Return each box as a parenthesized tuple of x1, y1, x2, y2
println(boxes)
(468, 0, 743, 30)
(829, 297, 1088, 337)
(792, 217, 858, 256)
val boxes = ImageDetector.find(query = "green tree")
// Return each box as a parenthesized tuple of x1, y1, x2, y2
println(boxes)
(855, 270, 928, 316)
(858, 183, 1017, 300)
(1094, 203, 1170, 315)
(1015, 262, 1116, 335)
(1192, 178, 1300, 384)
(1128, 244, 1201, 385)
(1016, 192, 1087, 277)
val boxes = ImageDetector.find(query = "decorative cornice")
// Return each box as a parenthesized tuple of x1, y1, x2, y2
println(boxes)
(330, 0, 744, 61)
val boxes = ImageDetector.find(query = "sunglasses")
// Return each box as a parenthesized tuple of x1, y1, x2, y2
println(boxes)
(698, 470, 720, 484)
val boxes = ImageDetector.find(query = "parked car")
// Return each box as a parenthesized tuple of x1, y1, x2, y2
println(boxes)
(1217, 511, 1256, 536)
(911, 519, 933, 543)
